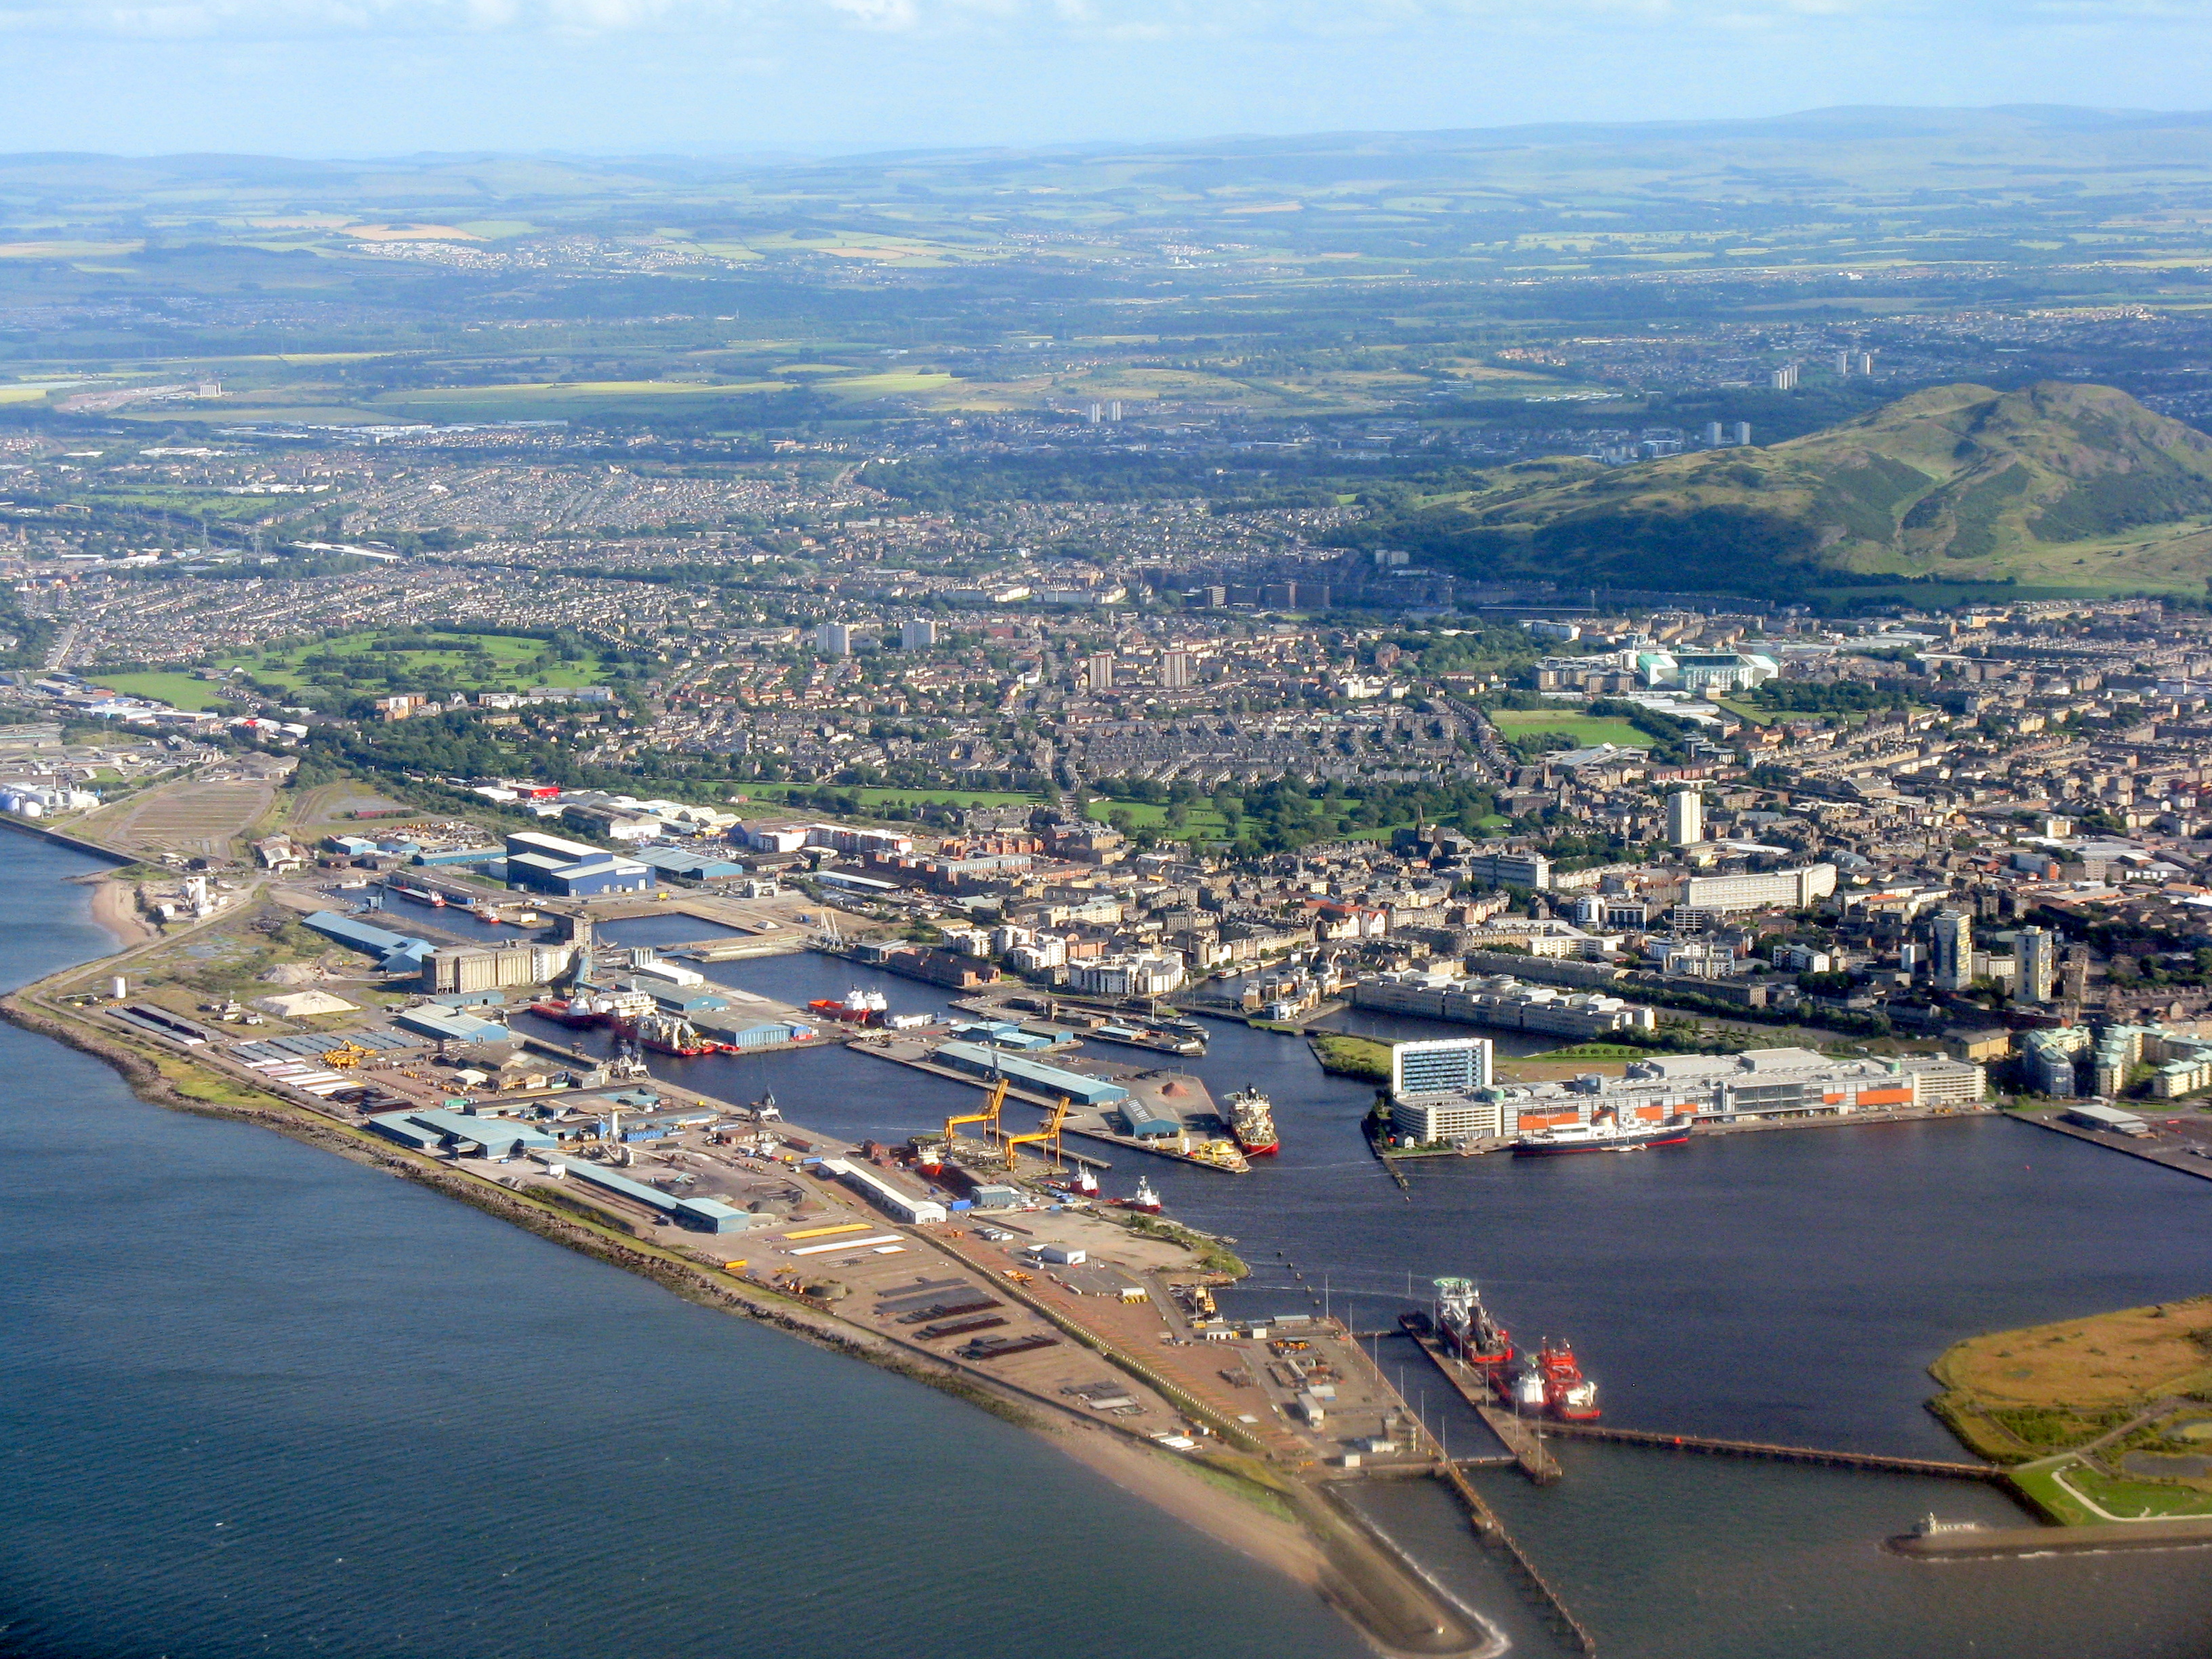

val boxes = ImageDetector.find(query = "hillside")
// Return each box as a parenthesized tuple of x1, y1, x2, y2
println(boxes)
(1357, 382, 2212, 595)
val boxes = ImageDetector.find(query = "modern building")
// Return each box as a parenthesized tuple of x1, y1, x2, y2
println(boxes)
(1666, 790, 1705, 848)
(901, 618, 938, 651)
(1463, 851, 1555, 891)
(1065, 952, 1185, 998)
(1392, 1037, 1493, 1098)
(2015, 926, 2057, 1004)
(2023, 1025, 2089, 1096)
(1680, 864, 1837, 914)
(1931, 908, 1975, 991)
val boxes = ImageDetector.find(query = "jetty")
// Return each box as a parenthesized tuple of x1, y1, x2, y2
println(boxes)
(1399, 1314, 1563, 1484)
(1536, 1419, 1995, 1478)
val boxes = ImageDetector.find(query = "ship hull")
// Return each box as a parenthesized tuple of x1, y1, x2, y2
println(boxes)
(1513, 1126, 1692, 1157)
(1232, 1136, 1281, 1157)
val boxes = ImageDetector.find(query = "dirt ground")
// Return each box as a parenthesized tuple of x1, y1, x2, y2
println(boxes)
(77, 778, 275, 859)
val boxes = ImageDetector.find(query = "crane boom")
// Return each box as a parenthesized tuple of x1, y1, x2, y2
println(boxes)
(939, 1076, 1008, 1149)
(998, 1094, 1071, 1170)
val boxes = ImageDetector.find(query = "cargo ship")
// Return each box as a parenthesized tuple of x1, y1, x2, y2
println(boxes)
(1085, 1022, 1206, 1058)
(1513, 1109, 1692, 1157)
(613, 1010, 720, 1057)
(387, 882, 446, 907)
(807, 986, 888, 1027)
(1226, 1086, 1280, 1156)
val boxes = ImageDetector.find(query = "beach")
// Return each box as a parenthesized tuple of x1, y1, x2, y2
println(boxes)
(86, 874, 156, 947)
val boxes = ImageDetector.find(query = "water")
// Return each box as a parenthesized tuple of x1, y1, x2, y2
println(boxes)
(0, 839, 1364, 1659)
(12, 866, 2212, 1656)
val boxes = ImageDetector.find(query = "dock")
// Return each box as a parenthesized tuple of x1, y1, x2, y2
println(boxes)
(1431, 1458, 1598, 1655)
(1399, 1315, 1563, 1484)
(1536, 1420, 1996, 1478)
(2013, 1107, 2212, 1186)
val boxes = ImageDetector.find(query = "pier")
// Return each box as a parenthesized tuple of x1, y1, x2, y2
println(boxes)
(1398, 1315, 1563, 1484)
(1535, 1420, 1996, 1478)
(1431, 1458, 1598, 1656)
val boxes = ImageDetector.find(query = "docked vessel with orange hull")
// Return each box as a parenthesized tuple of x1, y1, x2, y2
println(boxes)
(1226, 1086, 1280, 1156)
(1536, 1339, 1601, 1420)
(807, 987, 888, 1027)
(529, 994, 613, 1028)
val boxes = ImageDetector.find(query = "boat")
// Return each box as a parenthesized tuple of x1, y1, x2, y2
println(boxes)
(388, 882, 445, 907)
(912, 1136, 947, 1177)
(806, 986, 889, 1026)
(1071, 1163, 1099, 1198)
(1086, 1023, 1206, 1057)
(529, 993, 613, 1027)
(1513, 1109, 1693, 1157)
(613, 1011, 718, 1057)
(1432, 1277, 1513, 1374)
(470, 904, 500, 923)
(1505, 1355, 1550, 1414)
(1125, 1175, 1163, 1214)
(1536, 1338, 1601, 1420)
(1226, 1086, 1280, 1156)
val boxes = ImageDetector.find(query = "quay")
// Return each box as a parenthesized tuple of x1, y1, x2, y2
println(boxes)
(2013, 1106, 2212, 1186)
(1398, 1315, 1562, 1484)
(1537, 1419, 1996, 1478)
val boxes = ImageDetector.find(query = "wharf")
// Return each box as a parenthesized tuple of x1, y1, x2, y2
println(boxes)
(1399, 1316, 1562, 1484)
(851, 1038, 1246, 1175)
(1537, 1419, 1996, 1478)
(1887, 1517, 2212, 1559)
(2012, 1107, 2212, 1185)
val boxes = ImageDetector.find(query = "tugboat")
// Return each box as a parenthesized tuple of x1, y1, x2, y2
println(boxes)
(1513, 1107, 1693, 1157)
(1226, 1086, 1281, 1157)
(1536, 1339, 1601, 1420)
(1433, 1277, 1513, 1376)
(806, 987, 888, 1027)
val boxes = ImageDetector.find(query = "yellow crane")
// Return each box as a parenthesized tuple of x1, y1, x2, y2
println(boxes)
(998, 1094, 1071, 1171)
(937, 1075, 1008, 1157)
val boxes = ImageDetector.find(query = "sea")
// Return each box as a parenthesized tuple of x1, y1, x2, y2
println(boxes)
(5, 844, 2212, 1658)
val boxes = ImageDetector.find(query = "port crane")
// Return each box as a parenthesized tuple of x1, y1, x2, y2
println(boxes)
(935, 1075, 1007, 1159)
(997, 1094, 1070, 1171)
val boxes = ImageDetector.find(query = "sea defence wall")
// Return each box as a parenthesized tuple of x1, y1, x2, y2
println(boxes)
(0, 813, 137, 866)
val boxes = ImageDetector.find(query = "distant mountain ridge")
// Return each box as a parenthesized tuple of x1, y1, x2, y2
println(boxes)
(1346, 382, 2212, 596)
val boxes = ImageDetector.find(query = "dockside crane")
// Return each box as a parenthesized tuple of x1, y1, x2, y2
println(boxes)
(936, 1075, 1008, 1159)
(998, 1094, 1071, 1172)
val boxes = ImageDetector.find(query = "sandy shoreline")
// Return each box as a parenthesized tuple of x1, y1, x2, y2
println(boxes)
(87, 877, 156, 949)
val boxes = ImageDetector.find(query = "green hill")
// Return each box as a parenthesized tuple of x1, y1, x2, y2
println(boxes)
(1358, 382, 2212, 596)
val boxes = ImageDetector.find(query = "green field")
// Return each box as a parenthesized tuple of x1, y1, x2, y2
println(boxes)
(1086, 798, 1234, 836)
(86, 672, 238, 712)
(1521, 1043, 1650, 1062)
(742, 785, 1046, 812)
(1485, 710, 1652, 750)
(218, 630, 609, 694)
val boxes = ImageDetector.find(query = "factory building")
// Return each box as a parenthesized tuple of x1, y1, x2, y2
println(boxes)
(930, 1040, 1130, 1105)
(503, 831, 656, 897)
(558, 1161, 758, 1232)
(393, 1005, 512, 1045)
(424, 941, 573, 995)
(819, 1158, 948, 1225)
(302, 909, 442, 977)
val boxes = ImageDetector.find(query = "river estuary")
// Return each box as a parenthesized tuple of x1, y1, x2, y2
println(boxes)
(6, 845, 2212, 1657)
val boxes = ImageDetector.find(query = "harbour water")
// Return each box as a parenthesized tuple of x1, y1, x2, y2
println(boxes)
(7, 869, 2212, 1657)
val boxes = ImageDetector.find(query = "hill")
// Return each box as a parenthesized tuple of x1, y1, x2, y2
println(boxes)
(1346, 382, 2212, 596)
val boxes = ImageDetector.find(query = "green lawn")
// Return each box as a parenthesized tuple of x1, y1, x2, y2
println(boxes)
(1087, 798, 1233, 836)
(220, 630, 610, 695)
(85, 672, 238, 712)
(1522, 1043, 1650, 1062)
(1486, 710, 1651, 750)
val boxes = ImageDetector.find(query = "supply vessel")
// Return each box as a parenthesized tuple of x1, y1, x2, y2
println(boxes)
(807, 986, 888, 1027)
(613, 1010, 720, 1057)
(1226, 1086, 1281, 1156)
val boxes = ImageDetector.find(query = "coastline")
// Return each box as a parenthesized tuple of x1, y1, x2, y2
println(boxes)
(87, 875, 156, 949)
(0, 968, 1492, 1659)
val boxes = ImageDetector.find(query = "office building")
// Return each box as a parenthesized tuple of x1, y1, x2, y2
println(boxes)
(1463, 851, 1555, 891)
(1393, 1037, 1492, 1097)
(1666, 789, 1705, 848)
(1931, 909, 1975, 992)
(1679, 863, 1837, 914)
(901, 618, 937, 651)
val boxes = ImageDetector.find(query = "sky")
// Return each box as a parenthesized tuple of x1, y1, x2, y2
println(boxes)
(0, 0, 2206, 156)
